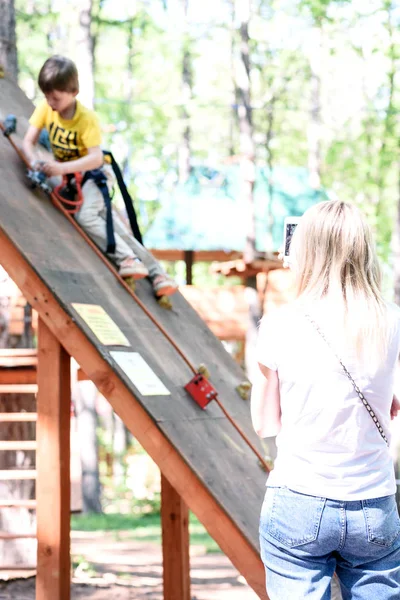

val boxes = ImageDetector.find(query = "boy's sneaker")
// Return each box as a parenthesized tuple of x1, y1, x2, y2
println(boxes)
(119, 257, 148, 279)
(152, 274, 178, 297)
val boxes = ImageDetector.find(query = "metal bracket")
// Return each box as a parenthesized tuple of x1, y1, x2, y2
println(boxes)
(185, 373, 218, 409)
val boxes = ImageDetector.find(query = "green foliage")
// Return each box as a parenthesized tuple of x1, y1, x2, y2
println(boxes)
(299, 0, 351, 22)
(14, 0, 400, 271)
(71, 511, 221, 553)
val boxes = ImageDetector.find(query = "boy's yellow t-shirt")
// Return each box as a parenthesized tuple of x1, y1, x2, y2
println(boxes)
(29, 100, 102, 162)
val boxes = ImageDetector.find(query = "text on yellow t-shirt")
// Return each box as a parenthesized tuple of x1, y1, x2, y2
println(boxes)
(29, 100, 102, 162)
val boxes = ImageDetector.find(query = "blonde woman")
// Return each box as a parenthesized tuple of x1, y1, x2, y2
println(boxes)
(252, 201, 400, 599)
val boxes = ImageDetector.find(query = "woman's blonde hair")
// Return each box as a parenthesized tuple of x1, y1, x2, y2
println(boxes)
(290, 200, 388, 367)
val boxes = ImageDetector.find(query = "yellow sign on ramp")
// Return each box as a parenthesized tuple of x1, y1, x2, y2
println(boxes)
(72, 303, 130, 347)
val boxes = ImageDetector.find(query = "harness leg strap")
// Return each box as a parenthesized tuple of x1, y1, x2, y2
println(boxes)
(82, 169, 116, 254)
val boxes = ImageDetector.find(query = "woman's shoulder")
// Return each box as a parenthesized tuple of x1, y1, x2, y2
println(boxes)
(385, 301, 400, 316)
(384, 301, 400, 336)
(258, 302, 300, 332)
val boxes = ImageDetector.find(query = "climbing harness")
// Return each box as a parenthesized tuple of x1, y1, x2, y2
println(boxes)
(0, 116, 269, 473)
(53, 169, 116, 254)
(53, 173, 84, 214)
(51, 152, 143, 256)
(83, 168, 116, 254)
(103, 151, 143, 245)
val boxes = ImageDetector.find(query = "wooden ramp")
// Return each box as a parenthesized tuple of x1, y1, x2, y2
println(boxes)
(0, 76, 267, 599)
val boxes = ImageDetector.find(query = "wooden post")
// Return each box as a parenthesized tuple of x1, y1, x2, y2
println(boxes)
(36, 318, 71, 600)
(161, 474, 190, 600)
(184, 250, 194, 285)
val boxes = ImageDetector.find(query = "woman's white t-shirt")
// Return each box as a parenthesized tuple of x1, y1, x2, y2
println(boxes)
(256, 301, 400, 501)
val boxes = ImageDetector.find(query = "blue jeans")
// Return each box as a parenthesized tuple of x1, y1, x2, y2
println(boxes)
(259, 487, 400, 599)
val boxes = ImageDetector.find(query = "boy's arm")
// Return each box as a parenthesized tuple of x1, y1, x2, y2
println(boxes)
(22, 125, 42, 167)
(40, 146, 103, 177)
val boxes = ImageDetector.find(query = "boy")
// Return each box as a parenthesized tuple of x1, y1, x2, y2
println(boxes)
(23, 55, 177, 297)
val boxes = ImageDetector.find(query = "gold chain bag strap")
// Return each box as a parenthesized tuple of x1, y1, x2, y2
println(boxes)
(305, 314, 389, 447)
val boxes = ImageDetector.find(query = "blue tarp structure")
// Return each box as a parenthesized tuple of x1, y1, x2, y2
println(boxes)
(144, 165, 329, 253)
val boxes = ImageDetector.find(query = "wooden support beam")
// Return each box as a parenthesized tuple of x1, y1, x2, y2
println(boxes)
(0, 349, 37, 357)
(0, 469, 36, 479)
(0, 531, 36, 540)
(0, 356, 37, 367)
(184, 250, 194, 285)
(0, 383, 38, 394)
(0, 441, 37, 451)
(150, 249, 240, 262)
(0, 499, 37, 508)
(161, 474, 191, 600)
(0, 412, 37, 422)
(36, 318, 71, 600)
(0, 369, 37, 384)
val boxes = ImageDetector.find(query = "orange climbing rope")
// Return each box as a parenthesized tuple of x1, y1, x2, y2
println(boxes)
(0, 121, 271, 474)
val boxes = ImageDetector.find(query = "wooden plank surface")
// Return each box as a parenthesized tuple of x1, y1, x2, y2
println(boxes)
(36, 318, 71, 600)
(0, 76, 268, 598)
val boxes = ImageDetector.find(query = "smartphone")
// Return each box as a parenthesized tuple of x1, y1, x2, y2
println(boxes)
(283, 217, 300, 257)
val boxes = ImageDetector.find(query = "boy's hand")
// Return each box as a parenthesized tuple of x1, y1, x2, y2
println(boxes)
(40, 160, 65, 177)
(30, 160, 46, 171)
(391, 394, 400, 420)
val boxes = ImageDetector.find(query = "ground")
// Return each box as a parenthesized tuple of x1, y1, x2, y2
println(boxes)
(0, 531, 343, 600)
(0, 531, 258, 600)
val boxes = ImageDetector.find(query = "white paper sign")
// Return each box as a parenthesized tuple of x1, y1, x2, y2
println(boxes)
(110, 351, 170, 396)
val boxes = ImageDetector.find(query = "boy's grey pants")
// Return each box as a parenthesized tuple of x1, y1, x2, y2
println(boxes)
(53, 174, 164, 282)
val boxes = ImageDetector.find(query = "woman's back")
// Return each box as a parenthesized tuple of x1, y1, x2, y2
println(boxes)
(257, 300, 400, 500)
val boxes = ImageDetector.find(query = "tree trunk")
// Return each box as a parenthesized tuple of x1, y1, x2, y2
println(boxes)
(178, 0, 192, 184)
(244, 276, 263, 382)
(113, 413, 126, 489)
(307, 25, 322, 189)
(233, 0, 259, 387)
(229, 11, 237, 158)
(121, 17, 135, 179)
(394, 155, 400, 306)
(265, 98, 276, 252)
(0, 0, 18, 81)
(376, 3, 397, 228)
(234, 0, 256, 264)
(74, 380, 102, 512)
(74, 0, 95, 108)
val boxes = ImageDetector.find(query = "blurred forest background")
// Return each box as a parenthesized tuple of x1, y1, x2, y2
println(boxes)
(0, 0, 400, 572)
(9, 0, 400, 286)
